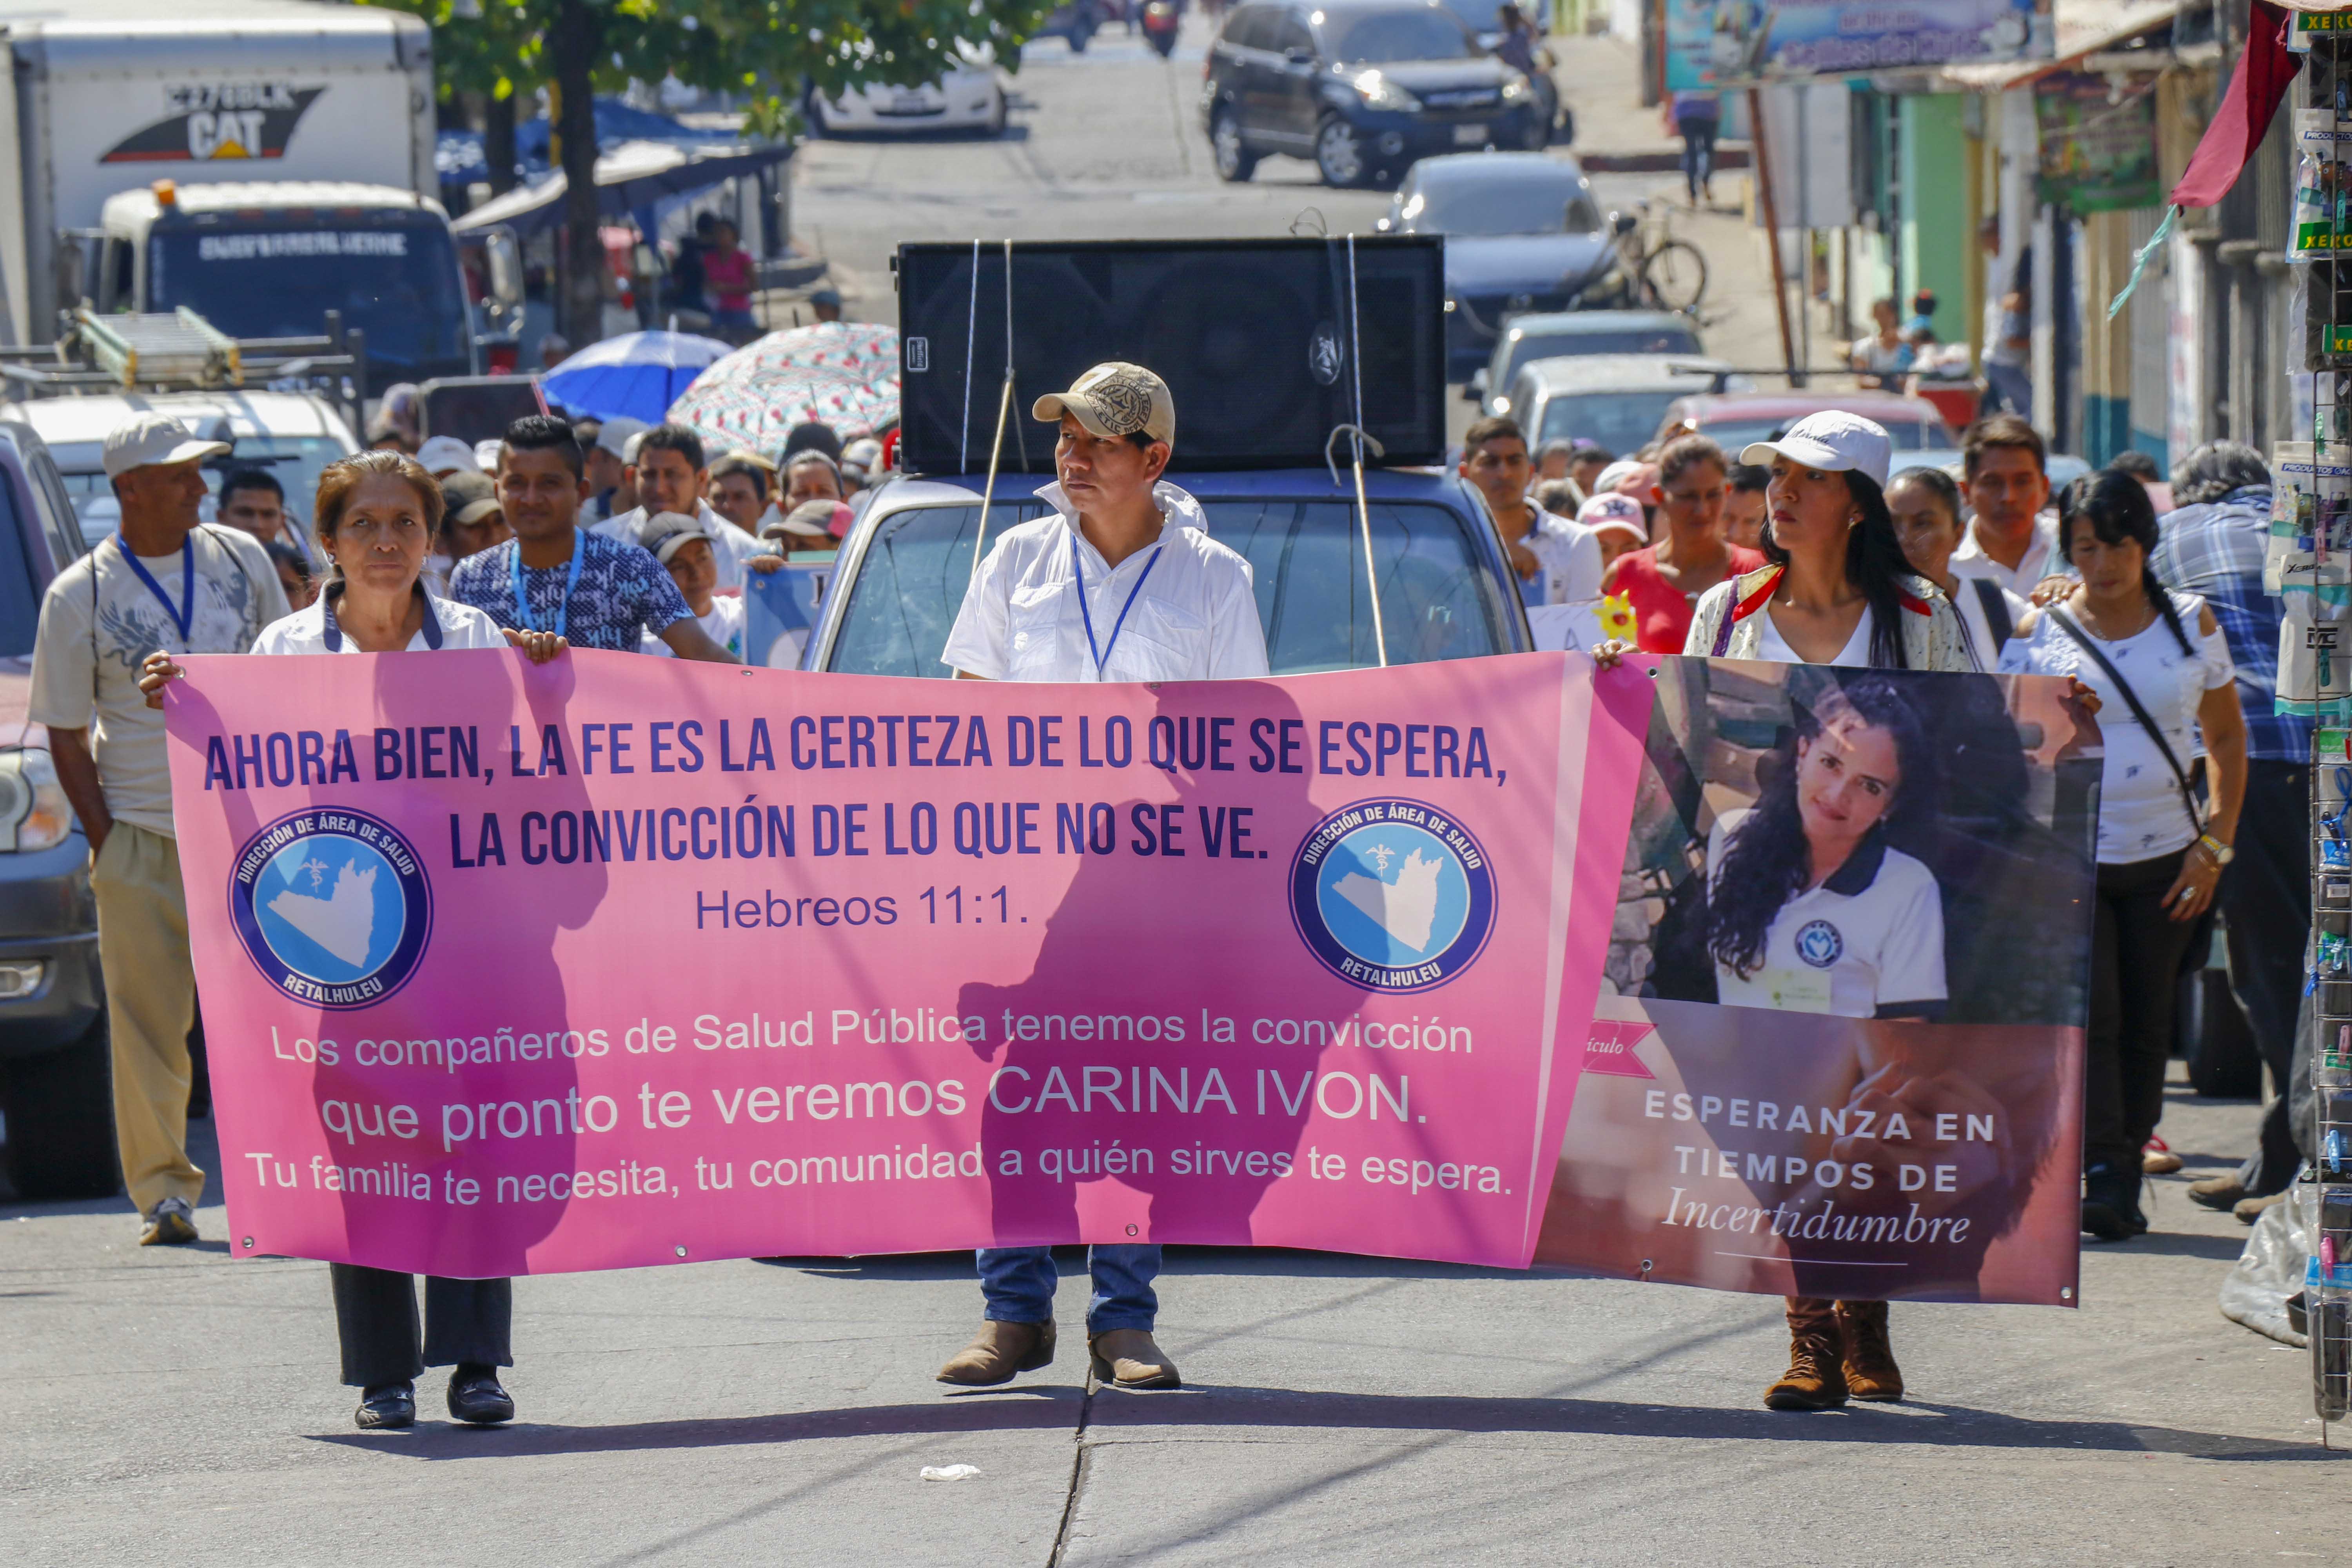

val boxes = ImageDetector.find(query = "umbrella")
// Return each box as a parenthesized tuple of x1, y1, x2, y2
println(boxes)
(542, 330, 736, 425)
(666, 323, 901, 455)
(450, 139, 794, 238)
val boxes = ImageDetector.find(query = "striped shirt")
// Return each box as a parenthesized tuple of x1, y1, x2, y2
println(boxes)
(2150, 486, 2312, 762)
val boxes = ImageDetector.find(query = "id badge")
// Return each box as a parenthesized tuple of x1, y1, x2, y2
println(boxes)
(1758, 966, 1834, 1013)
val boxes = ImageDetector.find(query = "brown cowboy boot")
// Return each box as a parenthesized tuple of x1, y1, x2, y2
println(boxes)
(1088, 1328, 1181, 1390)
(936, 1320, 1056, 1387)
(1836, 1299, 1903, 1402)
(1764, 1297, 1848, 1411)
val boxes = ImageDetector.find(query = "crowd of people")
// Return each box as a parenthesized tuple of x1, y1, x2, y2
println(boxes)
(26, 344, 2312, 1428)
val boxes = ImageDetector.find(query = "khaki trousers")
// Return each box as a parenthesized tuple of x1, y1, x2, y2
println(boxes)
(90, 822, 203, 1214)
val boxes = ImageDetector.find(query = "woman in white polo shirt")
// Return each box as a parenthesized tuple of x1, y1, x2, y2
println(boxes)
(1704, 677, 1945, 1020)
(141, 450, 567, 1432)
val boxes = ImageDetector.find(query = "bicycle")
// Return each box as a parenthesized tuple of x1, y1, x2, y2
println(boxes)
(1610, 200, 1709, 314)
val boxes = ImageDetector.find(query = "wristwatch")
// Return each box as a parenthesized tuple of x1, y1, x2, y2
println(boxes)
(2198, 833, 2236, 866)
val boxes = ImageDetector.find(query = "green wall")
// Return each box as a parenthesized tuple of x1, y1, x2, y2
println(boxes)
(1898, 94, 1971, 342)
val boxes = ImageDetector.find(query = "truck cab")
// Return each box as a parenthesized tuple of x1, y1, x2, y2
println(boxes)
(88, 181, 486, 389)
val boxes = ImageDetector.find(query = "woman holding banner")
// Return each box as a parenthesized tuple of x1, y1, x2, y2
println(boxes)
(141, 450, 568, 1430)
(2000, 469, 2245, 1244)
(1601, 411, 1973, 1415)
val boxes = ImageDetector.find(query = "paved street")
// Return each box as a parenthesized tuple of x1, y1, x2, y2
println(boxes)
(1, 1074, 2337, 1566)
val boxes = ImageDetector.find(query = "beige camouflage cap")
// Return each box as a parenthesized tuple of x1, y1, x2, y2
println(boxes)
(1033, 361, 1174, 446)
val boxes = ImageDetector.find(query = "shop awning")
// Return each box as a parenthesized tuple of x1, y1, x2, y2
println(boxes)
(450, 139, 793, 238)
(1940, 0, 2185, 89)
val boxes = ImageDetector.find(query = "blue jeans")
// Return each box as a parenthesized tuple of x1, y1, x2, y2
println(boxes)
(1980, 360, 2033, 417)
(977, 1245, 1159, 1333)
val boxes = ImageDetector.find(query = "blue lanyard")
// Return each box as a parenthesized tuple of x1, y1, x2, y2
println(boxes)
(321, 586, 444, 652)
(509, 538, 584, 638)
(1071, 533, 1162, 680)
(112, 534, 194, 645)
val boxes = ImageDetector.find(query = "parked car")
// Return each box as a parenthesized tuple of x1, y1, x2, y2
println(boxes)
(804, 44, 1008, 136)
(2, 390, 358, 550)
(1371, 152, 1618, 381)
(1653, 390, 1955, 459)
(1470, 309, 1704, 416)
(1500, 354, 1739, 459)
(1202, 1, 1547, 190)
(806, 469, 1532, 676)
(0, 417, 115, 1200)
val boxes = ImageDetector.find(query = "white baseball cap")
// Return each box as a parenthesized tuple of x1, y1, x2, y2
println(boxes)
(1575, 491, 1648, 539)
(1741, 411, 1893, 492)
(416, 435, 479, 475)
(595, 416, 650, 461)
(103, 413, 229, 478)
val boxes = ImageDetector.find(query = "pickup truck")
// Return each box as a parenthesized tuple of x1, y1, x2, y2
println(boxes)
(806, 467, 1534, 675)
(0, 417, 115, 1200)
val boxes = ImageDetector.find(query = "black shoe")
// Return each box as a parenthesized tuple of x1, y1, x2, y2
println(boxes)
(2081, 1163, 2147, 1241)
(356, 1382, 416, 1430)
(446, 1366, 514, 1425)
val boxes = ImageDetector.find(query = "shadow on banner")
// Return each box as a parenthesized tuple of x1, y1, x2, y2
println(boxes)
(1534, 657, 2099, 1305)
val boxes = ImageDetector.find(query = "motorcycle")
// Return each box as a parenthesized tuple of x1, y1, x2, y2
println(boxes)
(1142, 0, 1180, 56)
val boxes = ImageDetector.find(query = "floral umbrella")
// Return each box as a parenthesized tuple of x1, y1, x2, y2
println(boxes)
(666, 322, 899, 455)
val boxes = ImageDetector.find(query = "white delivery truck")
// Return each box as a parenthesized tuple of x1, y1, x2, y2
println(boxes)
(0, 0, 514, 385)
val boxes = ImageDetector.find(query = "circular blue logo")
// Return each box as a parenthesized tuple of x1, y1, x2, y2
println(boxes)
(228, 808, 432, 1009)
(1289, 799, 1495, 994)
(1795, 919, 1843, 969)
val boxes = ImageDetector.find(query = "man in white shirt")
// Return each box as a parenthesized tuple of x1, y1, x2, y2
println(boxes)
(1459, 416, 1602, 607)
(589, 423, 768, 591)
(1949, 414, 2058, 596)
(28, 414, 290, 1247)
(936, 363, 1266, 1396)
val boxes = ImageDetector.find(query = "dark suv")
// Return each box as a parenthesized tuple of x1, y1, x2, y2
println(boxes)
(1203, 0, 1545, 188)
(0, 419, 113, 1200)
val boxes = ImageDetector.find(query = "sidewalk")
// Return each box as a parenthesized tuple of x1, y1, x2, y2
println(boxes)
(1550, 30, 1749, 175)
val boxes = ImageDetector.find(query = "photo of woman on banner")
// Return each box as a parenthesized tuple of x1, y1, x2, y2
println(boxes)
(142, 450, 572, 1434)
(1700, 675, 1946, 1020)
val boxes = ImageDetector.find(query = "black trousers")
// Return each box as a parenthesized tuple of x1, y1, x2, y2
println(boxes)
(330, 1264, 512, 1389)
(1679, 118, 1719, 201)
(2085, 850, 2202, 1175)
(2220, 760, 2313, 1193)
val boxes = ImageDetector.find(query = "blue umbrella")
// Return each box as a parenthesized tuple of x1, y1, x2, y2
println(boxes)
(541, 330, 735, 425)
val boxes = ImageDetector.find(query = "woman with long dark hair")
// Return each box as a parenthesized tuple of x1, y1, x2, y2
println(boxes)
(1598, 411, 1974, 1416)
(2001, 468, 2246, 1242)
(1705, 678, 1946, 1020)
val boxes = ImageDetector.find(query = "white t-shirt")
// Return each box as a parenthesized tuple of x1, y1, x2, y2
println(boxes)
(252, 592, 509, 656)
(1521, 510, 1604, 606)
(28, 524, 290, 837)
(941, 481, 1270, 683)
(1706, 807, 1948, 1018)
(1948, 576, 2031, 673)
(593, 501, 765, 590)
(1751, 604, 1874, 667)
(1999, 592, 2235, 864)
(642, 595, 745, 661)
(1951, 513, 2062, 597)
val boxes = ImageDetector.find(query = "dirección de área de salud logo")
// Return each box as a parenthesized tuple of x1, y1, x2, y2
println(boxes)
(229, 808, 433, 1009)
(1287, 799, 1495, 995)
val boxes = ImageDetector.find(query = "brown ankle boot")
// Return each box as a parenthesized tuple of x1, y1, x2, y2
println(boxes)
(1836, 1299, 1903, 1402)
(1764, 1297, 1848, 1411)
(935, 1320, 1056, 1386)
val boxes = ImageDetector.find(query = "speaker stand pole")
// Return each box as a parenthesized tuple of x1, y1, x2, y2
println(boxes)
(971, 240, 1017, 585)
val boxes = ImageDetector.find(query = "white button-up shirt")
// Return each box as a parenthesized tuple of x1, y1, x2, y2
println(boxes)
(252, 592, 510, 655)
(942, 481, 1270, 682)
(1523, 510, 1603, 606)
(1950, 512, 2061, 597)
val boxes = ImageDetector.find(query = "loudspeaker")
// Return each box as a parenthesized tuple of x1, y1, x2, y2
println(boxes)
(894, 238, 1445, 474)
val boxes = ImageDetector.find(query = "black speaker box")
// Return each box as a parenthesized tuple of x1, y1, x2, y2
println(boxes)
(894, 237, 1445, 474)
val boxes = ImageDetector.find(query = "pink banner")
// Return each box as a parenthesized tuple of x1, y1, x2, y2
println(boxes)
(163, 651, 1651, 1277)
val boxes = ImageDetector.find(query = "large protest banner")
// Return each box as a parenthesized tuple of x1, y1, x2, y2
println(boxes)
(1537, 659, 2097, 1307)
(162, 651, 1650, 1278)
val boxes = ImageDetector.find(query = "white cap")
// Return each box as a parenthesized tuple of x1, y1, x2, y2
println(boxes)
(841, 437, 883, 472)
(1741, 411, 1892, 492)
(416, 435, 479, 475)
(1592, 459, 1645, 495)
(1575, 491, 1648, 539)
(596, 416, 650, 461)
(473, 437, 503, 471)
(103, 413, 229, 478)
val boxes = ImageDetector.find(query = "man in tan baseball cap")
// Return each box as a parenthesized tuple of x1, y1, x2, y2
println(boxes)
(29, 412, 288, 1247)
(936, 359, 1267, 1397)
